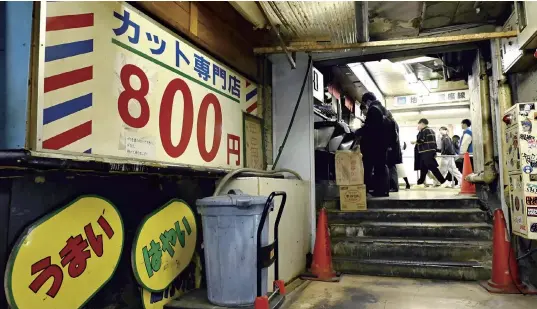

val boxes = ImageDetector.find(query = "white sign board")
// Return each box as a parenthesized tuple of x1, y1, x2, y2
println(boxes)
(312, 67, 324, 102)
(35, 1, 259, 169)
(393, 89, 469, 107)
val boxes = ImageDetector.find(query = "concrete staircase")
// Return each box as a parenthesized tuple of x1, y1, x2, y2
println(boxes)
(324, 197, 493, 281)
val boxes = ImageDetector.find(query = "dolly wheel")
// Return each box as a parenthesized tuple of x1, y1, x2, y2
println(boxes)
(254, 296, 269, 309)
(274, 280, 286, 295)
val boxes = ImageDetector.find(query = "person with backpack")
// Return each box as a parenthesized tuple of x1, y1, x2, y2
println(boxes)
(434, 127, 462, 188)
(354, 92, 391, 197)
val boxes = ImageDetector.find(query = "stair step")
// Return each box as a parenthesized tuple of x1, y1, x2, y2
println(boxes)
(322, 198, 479, 210)
(326, 208, 487, 223)
(330, 222, 492, 239)
(332, 257, 490, 281)
(332, 237, 492, 262)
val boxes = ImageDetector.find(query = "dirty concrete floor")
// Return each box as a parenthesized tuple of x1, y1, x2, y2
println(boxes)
(283, 276, 537, 309)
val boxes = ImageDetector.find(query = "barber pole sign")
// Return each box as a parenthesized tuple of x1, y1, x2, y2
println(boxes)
(244, 81, 259, 117)
(33, 1, 259, 170)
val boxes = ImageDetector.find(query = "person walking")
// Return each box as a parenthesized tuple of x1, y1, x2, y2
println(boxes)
(386, 110, 403, 192)
(451, 134, 461, 185)
(412, 119, 449, 188)
(436, 127, 462, 188)
(456, 119, 473, 172)
(355, 92, 390, 197)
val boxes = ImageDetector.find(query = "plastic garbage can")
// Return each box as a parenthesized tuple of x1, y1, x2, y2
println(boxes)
(196, 189, 272, 307)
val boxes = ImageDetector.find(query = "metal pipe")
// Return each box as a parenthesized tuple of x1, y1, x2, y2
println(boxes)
(498, 75, 513, 185)
(254, 31, 517, 54)
(256, 2, 296, 69)
(213, 168, 302, 196)
(466, 54, 498, 184)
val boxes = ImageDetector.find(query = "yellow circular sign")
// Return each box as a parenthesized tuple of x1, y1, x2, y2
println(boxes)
(132, 199, 197, 292)
(4, 195, 124, 309)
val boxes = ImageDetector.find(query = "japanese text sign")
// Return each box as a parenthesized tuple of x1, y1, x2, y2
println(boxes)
(132, 200, 197, 291)
(36, 1, 258, 169)
(4, 196, 124, 309)
(141, 254, 202, 309)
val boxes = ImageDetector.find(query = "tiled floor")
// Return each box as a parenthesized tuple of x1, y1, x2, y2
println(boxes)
(283, 276, 537, 309)
(375, 187, 475, 200)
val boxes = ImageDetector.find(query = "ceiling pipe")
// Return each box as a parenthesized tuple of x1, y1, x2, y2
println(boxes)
(354, 1, 369, 42)
(256, 2, 296, 69)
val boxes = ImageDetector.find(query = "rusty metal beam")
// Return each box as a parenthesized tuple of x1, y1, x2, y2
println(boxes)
(253, 30, 517, 54)
(256, 2, 296, 69)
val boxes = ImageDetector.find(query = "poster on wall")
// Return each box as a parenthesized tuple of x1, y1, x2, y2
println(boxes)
(35, 1, 259, 170)
(243, 114, 264, 170)
(131, 199, 197, 292)
(4, 196, 124, 309)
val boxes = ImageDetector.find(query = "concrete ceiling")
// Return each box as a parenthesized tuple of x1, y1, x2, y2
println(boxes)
(250, 1, 510, 44)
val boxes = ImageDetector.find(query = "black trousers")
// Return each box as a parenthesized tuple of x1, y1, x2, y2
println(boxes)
(455, 156, 473, 173)
(389, 165, 398, 192)
(417, 152, 445, 185)
(363, 151, 389, 196)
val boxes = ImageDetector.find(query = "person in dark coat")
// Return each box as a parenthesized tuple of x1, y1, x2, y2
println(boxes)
(386, 110, 402, 192)
(412, 118, 449, 188)
(355, 92, 390, 197)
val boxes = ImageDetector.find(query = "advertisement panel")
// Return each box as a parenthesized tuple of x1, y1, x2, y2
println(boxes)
(4, 196, 124, 309)
(36, 1, 259, 169)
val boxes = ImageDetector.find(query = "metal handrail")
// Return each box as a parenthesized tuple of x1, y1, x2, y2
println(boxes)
(402, 154, 474, 159)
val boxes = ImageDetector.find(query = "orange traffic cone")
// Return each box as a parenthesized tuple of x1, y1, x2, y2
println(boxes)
(480, 209, 537, 294)
(301, 208, 341, 282)
(460, 152, 476, 195)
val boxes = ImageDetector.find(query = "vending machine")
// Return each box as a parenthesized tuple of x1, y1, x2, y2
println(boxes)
(504, 103, 537, 239)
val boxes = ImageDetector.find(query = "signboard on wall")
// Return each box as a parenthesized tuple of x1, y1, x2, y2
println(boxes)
(393, 89, 469, 107)
(4, 196, 124, 309)
(131, 200, 197, 291)
(312, 67, 324, 102)
(35, 1, 259, 170)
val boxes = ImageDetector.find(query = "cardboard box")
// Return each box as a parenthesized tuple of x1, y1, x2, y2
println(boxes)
(335, 150, 364, 185)
(339, 185, 367, 211)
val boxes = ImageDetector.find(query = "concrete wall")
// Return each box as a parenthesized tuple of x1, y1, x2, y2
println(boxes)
(270, 53, 315, 248)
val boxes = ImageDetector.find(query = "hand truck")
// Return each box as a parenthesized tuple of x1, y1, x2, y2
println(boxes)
(254, 191, 287, 309)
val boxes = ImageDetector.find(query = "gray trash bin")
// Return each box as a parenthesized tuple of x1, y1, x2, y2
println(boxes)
(196, 190, 272, 307)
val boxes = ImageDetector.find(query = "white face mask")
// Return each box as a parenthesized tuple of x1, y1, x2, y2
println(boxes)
(440, 130, 448, 135)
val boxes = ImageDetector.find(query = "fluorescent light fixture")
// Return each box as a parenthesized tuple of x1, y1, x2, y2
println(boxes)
(409, 82, 429, 94)
(404, 73, 418, 84)
(421, 108, 470, 116)
(395, 56, 437, 64)
(348, 63, 385, 104)
(391, 111, 420, 116)
(427, 79, 439, 89)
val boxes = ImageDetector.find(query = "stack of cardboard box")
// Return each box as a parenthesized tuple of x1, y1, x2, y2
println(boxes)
(335, 150, 367, 211)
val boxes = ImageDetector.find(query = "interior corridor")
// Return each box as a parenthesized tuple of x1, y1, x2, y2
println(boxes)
(283, 276, 537, 309)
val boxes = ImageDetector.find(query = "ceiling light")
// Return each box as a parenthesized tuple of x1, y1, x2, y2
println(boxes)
(395, 56, 437, 64)
(420, 108, 470, 116)
(391, 111, 420, 116)
(404, 73, 418, 84)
